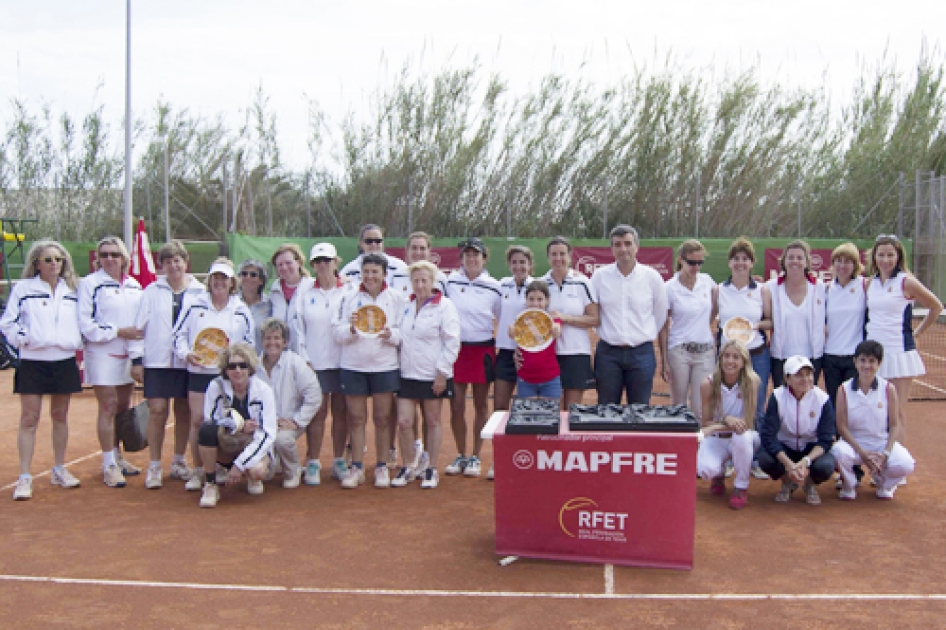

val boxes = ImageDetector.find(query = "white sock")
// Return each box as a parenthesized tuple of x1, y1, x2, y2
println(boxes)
(172, 454, 186, 465)
(150, 460, 162, 470)
(414, 439, 423, 452)
(111, 447, 122, 461)
(307, 459, 319, 466)
(19, 473, 32, 481)
(102, 451, 117, 468)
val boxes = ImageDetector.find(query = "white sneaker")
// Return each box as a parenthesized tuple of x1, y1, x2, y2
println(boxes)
(13, 477, 32, 500)
(750, 464, 769, 480)
(145, 466, 163, 489)
(898, 478, 907, 486)
(390, 467, 414, 488)
(444, 455, 468, 476)
(185, 469, 204, 492)
(199, 483, 219, 508)
(341, 466, 365, 489)
(117, 456, 141, 476)
(247, 479, 264, 495)
(876, 486, 896, 500)
(103, 464, 126, 488)
(169, 461, 192, 481)
(725, 462, 734, 478)
(305, 461, 322, 486)
(283, 467, 303, 489)
(331, 459, 348, 481)
(838, 487, 856, 501)
(374, 465, 391, 488)
(464, 456, 482, 477)
(51, 467, 81, 489)
(415, 452, 430, 481)
(387, 448, 398, 470)
(420, 468, 439, 489)
(486, 463, 495, 480)
(215, 464, 229, 485)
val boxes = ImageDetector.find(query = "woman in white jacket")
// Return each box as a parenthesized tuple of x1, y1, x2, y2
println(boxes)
(78, 236, 144, 489)
(295, 242, 352, 485)
(173, 259, 254, 491)
(266, 243, 314, 355)
(1, 241, 84, 500)
(197, 343, 277, 508)
(391, 261, 461, 489)
(130, 240, 205, 489)
(256, 318, 323, 489)
(333, 253, 405, 489)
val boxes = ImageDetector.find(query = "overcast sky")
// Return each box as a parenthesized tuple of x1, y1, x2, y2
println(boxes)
(1, 0, 943, 169)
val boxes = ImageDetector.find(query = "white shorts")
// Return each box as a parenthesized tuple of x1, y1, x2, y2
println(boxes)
(83, 349, 133, 387)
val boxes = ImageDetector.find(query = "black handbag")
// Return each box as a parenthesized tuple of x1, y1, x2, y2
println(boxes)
(115, 399, 150, 452)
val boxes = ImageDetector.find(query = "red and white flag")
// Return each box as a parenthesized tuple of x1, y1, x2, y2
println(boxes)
(130, 217, 157, 287)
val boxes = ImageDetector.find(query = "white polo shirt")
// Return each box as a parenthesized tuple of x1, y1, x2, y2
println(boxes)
(446, 269, 502, 343)
(825, 277, 866, 356)
(495, 275, 533, 351)
(541, 269, 597, 355)
(665, 272, 716, 348)
(591, 261, 668, 348)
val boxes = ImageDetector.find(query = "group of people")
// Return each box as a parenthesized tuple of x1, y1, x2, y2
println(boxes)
(2, 226, 941, 511)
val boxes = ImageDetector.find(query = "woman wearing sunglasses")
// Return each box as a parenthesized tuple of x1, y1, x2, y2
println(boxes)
(340, 224, 407, 286)
(78, 236, 145, 489)
(1, 241, 84, 500)
(658, 239, 716, 418)
(173, 258, 255, 492)
(237, 259, 271, 351)
(197, 343, 277, 507)
(295, 242, 352, 485)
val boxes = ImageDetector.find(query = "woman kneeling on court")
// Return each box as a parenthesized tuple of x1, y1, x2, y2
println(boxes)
(696, 340, 760, 510)
(197, 343, 277, 508)
(831, 340, 915, 500)
(758, 355, 836, 505)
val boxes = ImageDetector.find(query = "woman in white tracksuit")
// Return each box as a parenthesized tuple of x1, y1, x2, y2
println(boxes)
(333, 253, 405, 489)
(267, 243, 314, 355)
(1, 241, 84, 500)
(78, 236, 144, 488)
(256, 317, 323, 489)
(197, 343, 277, 508)
(173, 259, 254, 491)
(831, 340, 915, 500)
(130, 240, 206, 489)
(696, 340, 760, 510)
(391, 261, 461, 489)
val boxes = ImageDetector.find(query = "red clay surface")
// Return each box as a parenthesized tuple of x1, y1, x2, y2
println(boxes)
(1, 368, 945, 628)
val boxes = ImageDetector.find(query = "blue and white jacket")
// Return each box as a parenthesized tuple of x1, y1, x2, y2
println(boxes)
(0, 276, 82, 361)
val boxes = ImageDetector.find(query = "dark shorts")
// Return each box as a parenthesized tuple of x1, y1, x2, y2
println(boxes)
(558, 354, 595, 390)
(454, 341, 496, 384)
(495, 349, 518, 383)
(399, 377, 454, 400)
(340, 369, 400, 396)
(14, 358, 82, 395)
(188, 372, 218, 394)
(143, 368, 189, 399)
(316, 369, 342, 394)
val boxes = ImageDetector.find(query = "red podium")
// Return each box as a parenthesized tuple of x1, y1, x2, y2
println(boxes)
(489, 412, 698, 569)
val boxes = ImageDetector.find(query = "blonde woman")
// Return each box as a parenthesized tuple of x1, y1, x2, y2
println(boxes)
(696, 341, 760, 510)
(1, 241, 84, 500)
(823, 242, 867, 406)
(266, 243, 313, 355)
(78, 236, 144, 488)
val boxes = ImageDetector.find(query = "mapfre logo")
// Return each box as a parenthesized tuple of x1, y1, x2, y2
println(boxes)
(513, 450, 535, 470)
(559, 497, 629, 543)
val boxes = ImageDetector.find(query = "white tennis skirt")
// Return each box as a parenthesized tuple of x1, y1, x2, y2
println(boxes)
(878, 349, 926, 380)
(83, 349, 133, 387)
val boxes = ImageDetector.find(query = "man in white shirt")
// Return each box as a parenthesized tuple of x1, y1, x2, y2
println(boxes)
(591, 225, 668, 404)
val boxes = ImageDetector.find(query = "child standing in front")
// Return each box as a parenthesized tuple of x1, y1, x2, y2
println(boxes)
(510, 281, 562, 398)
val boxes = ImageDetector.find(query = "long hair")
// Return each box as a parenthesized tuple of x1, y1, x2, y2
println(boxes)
(94, 236, 131, 274)
(23, 240, 78, 291)
(706, 340, 759, 428)
(868, 235, 910, 276)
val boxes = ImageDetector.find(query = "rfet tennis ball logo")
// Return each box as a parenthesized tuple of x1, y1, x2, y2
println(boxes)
(559, 497, 598, 537)
(513, 450, 534, 470)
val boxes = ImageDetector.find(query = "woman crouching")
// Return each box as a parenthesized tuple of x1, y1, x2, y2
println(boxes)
(696, 340, 760, 510)
(758, 355, 836, 505)
(197, 343, 277, 508)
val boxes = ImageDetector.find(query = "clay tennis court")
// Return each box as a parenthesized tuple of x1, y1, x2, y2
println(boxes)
(1, 361, 944, 629)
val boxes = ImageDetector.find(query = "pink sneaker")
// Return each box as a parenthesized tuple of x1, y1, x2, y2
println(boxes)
(729, 488, 748, 510)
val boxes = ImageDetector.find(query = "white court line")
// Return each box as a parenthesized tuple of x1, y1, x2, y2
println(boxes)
(914, 379, 946, 395)
(919, 350, 946, 363)
(604, 564, 614, 595)
(1, 574, 946, 601)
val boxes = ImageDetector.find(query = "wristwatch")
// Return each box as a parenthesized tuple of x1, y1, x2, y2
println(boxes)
(883, 449, 891, 458)
(802, 456, 812, 468)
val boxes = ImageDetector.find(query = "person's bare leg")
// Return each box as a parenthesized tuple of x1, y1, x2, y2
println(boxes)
(330, 394, 348, 459)
(396, 397, 416, 468)
(471, 383, 490, 458)
(18, 395, 43, 475)
(561, 388, 584, 411)
(187, 391, 205, 469)
(306, 404, 328, 461)
(172, 397, 191, 458)
(372, 393, 394, 463)
(423, 398, 444, 469)
(49, 394, 71, 468)
(94, 386, 118, 453)
(147, 398, 169, 463)
(345, 395, 368, 466)
(113, 383, 133, 449)
(450, 382, 469, 456)
(493, 379, 514, 412)
(889, 377, 913, 443)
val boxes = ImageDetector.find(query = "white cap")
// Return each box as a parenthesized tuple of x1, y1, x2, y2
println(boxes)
(207, 261, 235, 278)
(310, 242, 337, 260)
(784, 355, 814, 376)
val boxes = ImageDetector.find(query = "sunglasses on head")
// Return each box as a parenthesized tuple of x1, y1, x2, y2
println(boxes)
(312, 257, 333, 264)
(42, 256, 64, 264)
(99, 251, 122, 259)
(876, 234, 899, 243)
(227, 362, 249, 371)
(240, 270, 259, 278)
(363, 238, 383, 245)
(684, 258, 705, 266)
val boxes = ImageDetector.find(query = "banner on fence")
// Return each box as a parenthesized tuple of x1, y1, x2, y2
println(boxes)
(764, 248, 869, 282)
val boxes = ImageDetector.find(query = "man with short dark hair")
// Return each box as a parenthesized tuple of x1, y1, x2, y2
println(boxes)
(591, 225, 668, 404)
